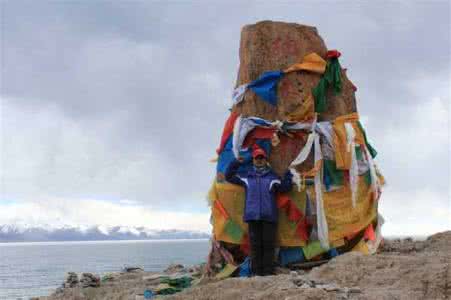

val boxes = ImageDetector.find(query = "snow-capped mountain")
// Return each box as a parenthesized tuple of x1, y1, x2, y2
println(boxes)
(0, 224, 210, 242)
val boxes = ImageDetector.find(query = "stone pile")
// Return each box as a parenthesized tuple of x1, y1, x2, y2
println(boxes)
(80, 272, 100, 288)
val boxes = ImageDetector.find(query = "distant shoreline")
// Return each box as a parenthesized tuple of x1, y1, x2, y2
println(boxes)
(0, 238, 211, 246)
(0, 235, 430, 246)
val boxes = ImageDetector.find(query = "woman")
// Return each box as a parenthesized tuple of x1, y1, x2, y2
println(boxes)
(225, 148, 292, 276)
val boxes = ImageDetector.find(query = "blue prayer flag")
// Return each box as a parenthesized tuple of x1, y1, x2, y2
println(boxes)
(217, 138, 271, 175)
(248, 71, 283, 106)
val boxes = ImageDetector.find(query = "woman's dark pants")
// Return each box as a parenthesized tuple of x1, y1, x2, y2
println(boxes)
(248, 220, 276, 276)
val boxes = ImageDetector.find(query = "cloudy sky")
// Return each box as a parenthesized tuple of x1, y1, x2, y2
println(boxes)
(1, 1, 450, 235)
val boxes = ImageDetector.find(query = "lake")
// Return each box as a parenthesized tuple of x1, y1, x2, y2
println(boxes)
(0, 239, 210, 300)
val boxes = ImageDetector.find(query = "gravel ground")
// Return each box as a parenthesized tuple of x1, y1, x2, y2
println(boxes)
(40, 231, 451, 300)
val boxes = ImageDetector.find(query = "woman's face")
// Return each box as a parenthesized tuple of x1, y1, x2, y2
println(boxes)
(253, 155, 267, 168)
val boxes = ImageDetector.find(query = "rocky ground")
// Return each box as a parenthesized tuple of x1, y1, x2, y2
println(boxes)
(39, 231, 451, 300)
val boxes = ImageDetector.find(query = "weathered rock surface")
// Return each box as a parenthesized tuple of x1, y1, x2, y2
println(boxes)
(235, 20, 357, 121)
(231, 21, 358, 174)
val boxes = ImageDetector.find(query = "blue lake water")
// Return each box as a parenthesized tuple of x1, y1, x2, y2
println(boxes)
(0, 239, 210, 300)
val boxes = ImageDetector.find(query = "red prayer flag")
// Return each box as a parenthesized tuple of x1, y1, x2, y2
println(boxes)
(217, 111, 240, 154)
(242, 127, 276, 149)
(296, 218, 309, 241)
(214, 200, 229, 219)
(326, 50, 341, 58)
(240, 234, 250, 255)
(364, 224, 376, 241)
(278, 194, 304, 222)
(288, 201, 303, 222)
(277, 194, 290, 209)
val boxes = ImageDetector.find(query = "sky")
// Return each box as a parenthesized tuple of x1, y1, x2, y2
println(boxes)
(0, 1, 450, 236)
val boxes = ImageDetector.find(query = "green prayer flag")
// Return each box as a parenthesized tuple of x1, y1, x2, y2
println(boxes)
(364, 171, 372, 186)
(155, 283, 183, 295)
(224, 219, 244, 242)
(160, 276, 193, 289)
(355, 146, 363, 161)
(329, 59, 342, 94)
(302, 240, 327, 260)
(156, 287, 182, 295)
(324, 159, 344, 186)
(357, 121, 377, 158)
(312, 79, 328, 113)
(215, 263, 238, 279)
(312, 58, 343, 113)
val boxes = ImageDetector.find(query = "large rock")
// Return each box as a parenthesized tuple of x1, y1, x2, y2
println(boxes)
(80, 273, 100, 288)
(232, 21, 357, 174)
(63, 272, 79, 288)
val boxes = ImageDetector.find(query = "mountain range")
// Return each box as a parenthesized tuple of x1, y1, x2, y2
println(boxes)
(0, 224, 210, 242)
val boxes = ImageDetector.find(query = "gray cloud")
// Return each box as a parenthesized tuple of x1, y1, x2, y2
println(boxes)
(1, 1, 450, 232)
